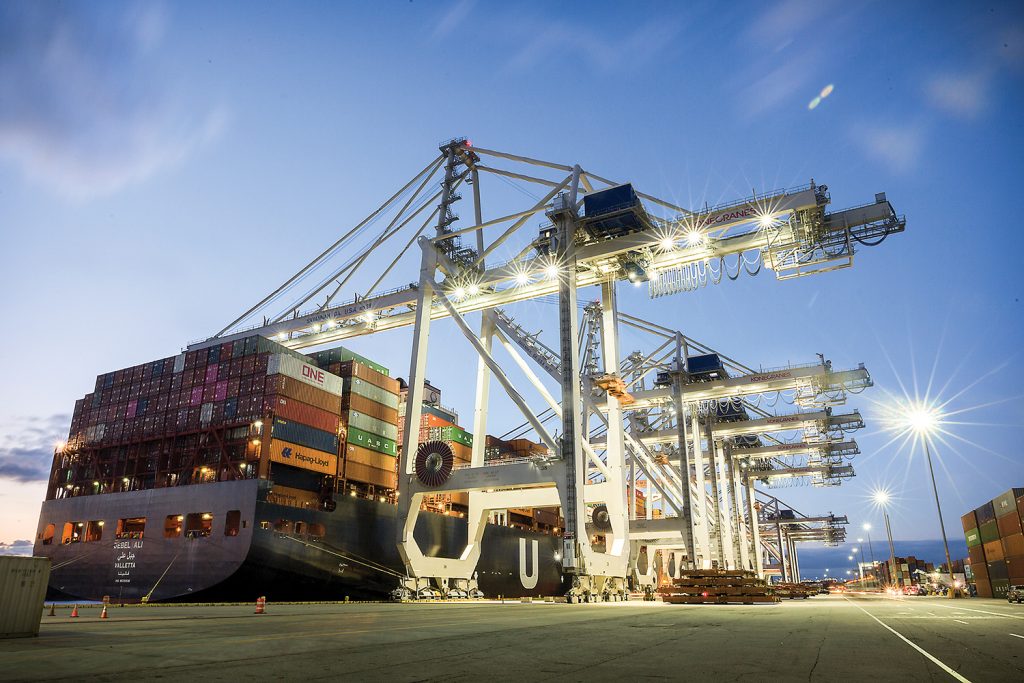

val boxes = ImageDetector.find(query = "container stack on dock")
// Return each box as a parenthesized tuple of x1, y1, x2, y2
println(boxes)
(963, 487, 1024, 598)
(658, 569, 778, 604)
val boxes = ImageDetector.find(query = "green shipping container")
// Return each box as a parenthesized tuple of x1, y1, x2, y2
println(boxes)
(965, 528, 982, 547)
(346, 409, 399, 441)
(438, 425, 473, 448)
(346, 425, 398, 457)
(980, 520, 1000, 544)
(993, 489, 1021, 518)
(345, 378, 400, 410)
(310, 346, 390, 377)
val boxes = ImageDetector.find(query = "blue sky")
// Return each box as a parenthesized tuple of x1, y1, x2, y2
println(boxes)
(1, 1, 1022, 568)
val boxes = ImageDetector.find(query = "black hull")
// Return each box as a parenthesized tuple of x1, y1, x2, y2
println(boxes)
(34, 480, 566, 602)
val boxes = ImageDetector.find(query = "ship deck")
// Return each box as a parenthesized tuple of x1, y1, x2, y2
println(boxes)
(2, 594, 1023, 681)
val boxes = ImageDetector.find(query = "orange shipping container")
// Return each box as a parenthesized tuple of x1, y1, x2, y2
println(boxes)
(998, 513, 1023, 538)
(345, 460, 397, 489)
(270, 396, 341, 434)
(339, 360, 401, 395)
(1002, 532, 1024, 558)
(268, 438, 338, 476)
(345, 443, 396, 470)
(341, 393, 399, 425)
(983, 539, 1004, 562)
(267, 484, 320, 509)
(1005, 554, 1024, 578)
(266, 375, 341, 414)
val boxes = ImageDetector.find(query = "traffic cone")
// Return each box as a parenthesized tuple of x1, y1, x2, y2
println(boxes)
(255, 596, 266, 614)
(100, 605, 109, 619)
(47, 604, 56, 617)
(70, 605, 79, 618)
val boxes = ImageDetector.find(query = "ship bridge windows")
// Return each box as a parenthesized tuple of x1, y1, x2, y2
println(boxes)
(40, 524, 55, 545)
(116, 517, 146, 539)
(85, 520, 104, 542)
(185, 512, 213, 538)
(224, 510, 241, 537)
(164, 514, 183, 538)
(61, 522, 84, 544)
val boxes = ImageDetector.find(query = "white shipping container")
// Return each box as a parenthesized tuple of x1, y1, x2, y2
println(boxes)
(266, 354, 343, 396)
(173, 352, 186, 374)
(0, 556, 50, 638)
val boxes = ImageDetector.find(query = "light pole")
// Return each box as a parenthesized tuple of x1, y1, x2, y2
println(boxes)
(905, 406, 958, 598)
(875, 489, 899, 590)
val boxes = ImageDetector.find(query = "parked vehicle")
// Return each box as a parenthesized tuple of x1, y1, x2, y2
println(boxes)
(1008, 585, 1024, 604)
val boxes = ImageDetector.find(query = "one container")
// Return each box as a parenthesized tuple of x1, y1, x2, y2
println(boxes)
(270, 396, 341, 435)
(267, 354, 343, 396)
(344, 378, 400, 410)
(272, 418, 339, 454)
(976, 501, 996, 525)
(964, 528, 982, 548)
(961, 511, 977, 533)
(979, 520, 1000, 544)
(345, 425, 398, 456)
(344, 409, 399, 442)
(1002, 532, 1024, 558)
(0, 557, 50, 639)
(984, 540, 1005, 562)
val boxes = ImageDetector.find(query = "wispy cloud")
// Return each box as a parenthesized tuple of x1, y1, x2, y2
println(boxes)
(925, 70, 991, 119)
(0, 2, 226, 199)
(504, 15, 681, 73)
(432, 0, 475, 40)
(0, 414, 68, 483)
(850, 123, 926, 174)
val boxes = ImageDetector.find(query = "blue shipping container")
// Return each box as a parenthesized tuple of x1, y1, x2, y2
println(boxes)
(272, 417, 339, 454)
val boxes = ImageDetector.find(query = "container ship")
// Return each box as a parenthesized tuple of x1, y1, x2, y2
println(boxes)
(31, 335, 579, 602)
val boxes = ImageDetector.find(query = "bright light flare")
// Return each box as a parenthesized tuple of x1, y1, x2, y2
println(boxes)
(757, 213, 777, 230)
(872, 488, 891, 506)
(515, 271, 531, 286)
(545, 263, 559, 279)
(659, 236, 676, 251)
(55, 440, 66, 453)
(453, 286, 466, 299)
(685, 230, 705, 247)
(467, 283, 480, 296)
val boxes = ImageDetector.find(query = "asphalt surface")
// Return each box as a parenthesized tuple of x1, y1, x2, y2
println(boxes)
(1, 594, 1022, 681)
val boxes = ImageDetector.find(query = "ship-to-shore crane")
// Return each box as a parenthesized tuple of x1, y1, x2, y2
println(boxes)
(194, 138, 904, 600)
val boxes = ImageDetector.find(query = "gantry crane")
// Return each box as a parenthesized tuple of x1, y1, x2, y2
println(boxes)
(193, 138, 904, 599)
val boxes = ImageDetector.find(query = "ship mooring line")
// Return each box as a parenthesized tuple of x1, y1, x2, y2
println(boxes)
(843, 597, 971, 683)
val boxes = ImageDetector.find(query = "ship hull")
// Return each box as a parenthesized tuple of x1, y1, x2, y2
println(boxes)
(33, 480, 565, 602)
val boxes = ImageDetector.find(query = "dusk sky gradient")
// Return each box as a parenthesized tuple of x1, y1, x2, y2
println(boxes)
(1, 1, 1022, 572)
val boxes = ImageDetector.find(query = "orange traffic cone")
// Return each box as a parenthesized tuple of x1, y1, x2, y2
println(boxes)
(255, 596, 266, 614)
(100, 605, 109, 619)
(70, 605, 79, 618)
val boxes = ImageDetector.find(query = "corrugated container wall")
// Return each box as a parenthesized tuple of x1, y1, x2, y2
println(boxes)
(0, 557, 50, 639)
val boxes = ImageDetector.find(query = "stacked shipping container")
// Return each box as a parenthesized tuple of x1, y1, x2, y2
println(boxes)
(51, 335, 403, 508)
(962, 487, 1024, 598)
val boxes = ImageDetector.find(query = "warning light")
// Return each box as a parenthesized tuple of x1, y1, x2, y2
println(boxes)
(465, 140, 473, 148)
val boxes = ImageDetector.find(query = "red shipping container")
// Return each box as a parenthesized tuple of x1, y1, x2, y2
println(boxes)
(215, 381, 229, 402)
(270, 396, 341, 434)
(984, 540, 1004, 561)
(1005, 554, 1024, 578)
(205, 365, 219, 384)
(971, 561, 989, 580)
(998, 513, 1023, 538)
(968, 545, 986, 565)
(1002, 533, 1024, 558)
(975, 576, 992, 598)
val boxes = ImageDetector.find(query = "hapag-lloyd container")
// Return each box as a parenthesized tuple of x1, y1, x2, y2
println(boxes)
(267, 354, 343, 396)
(268, 438, 337, 476)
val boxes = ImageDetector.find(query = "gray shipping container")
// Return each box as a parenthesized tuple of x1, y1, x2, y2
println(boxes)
(0, 556, 50, 638)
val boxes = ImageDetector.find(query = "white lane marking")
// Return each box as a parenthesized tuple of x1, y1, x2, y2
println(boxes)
(1011, 633, 1024, 640)
(924, 601, 1024, 621)
(954, 619, 968, 624)
(844, 598, 972, 683)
